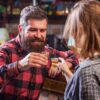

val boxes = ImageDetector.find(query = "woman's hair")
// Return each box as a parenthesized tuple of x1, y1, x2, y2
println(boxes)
(63, 0, 100, 58)
(20, 5, 48, 27)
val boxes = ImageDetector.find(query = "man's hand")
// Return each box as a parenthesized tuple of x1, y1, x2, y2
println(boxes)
(18, 52, 48, 71)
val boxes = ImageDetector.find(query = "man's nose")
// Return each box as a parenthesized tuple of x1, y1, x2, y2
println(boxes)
(35, 30, 42, 38)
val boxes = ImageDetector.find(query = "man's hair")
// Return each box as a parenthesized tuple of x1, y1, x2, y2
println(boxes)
(63, 0, 100, 58)
(20, 5, 48, 27)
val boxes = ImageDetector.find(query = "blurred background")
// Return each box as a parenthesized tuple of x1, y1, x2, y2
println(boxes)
(0, 0, 80, 49)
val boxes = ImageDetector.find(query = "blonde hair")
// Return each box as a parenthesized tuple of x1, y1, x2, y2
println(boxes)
(63, 0, 100, 58)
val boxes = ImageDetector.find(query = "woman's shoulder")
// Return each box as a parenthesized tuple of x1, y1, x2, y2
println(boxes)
(74, 58, 100, 79)
(78, 58, 100, 82)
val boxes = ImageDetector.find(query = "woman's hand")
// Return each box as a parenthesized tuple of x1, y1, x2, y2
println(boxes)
(58, 57, 73, 79)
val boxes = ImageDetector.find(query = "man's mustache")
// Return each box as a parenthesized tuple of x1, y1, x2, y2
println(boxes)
(28, 37, 45, 42)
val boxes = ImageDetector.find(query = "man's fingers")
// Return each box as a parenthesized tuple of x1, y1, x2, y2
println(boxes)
(29, 62, 41, 68)
(31, 52, 48, 60)
(30, 56, 48, 64)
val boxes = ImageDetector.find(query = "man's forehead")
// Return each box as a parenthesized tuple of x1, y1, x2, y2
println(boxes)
(27, 19, 47, 23)
(27, 19, 47, 27)
(26, 25, 47, 29)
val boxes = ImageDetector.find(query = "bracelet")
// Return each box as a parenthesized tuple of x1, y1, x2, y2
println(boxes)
(17, 61, 22, 73)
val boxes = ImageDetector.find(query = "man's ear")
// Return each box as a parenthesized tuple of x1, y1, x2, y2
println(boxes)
(18, 24, 22, 33)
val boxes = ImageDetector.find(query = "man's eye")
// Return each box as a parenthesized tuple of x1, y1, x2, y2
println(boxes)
(28, 28, 47, 32)
(40, 29, 47, 32)
(29, 29, 37, 32)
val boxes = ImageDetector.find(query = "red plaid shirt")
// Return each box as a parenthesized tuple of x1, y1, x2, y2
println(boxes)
(0, 35, 78, 100)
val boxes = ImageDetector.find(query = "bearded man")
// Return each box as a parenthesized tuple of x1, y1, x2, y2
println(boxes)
(0, 6, 78, 100)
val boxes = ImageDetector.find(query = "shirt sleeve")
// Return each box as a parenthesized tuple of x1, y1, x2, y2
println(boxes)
(58, 49, 79, 69)
(0, 49, 20, 88)
(79, 68, 100, 100)
(45, 46, 79, 68)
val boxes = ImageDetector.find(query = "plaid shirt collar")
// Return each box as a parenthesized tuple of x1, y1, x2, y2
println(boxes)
(15, 35, 27, 54)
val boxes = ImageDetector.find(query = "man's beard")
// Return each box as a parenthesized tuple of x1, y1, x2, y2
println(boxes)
(21, 36, 46, 53)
